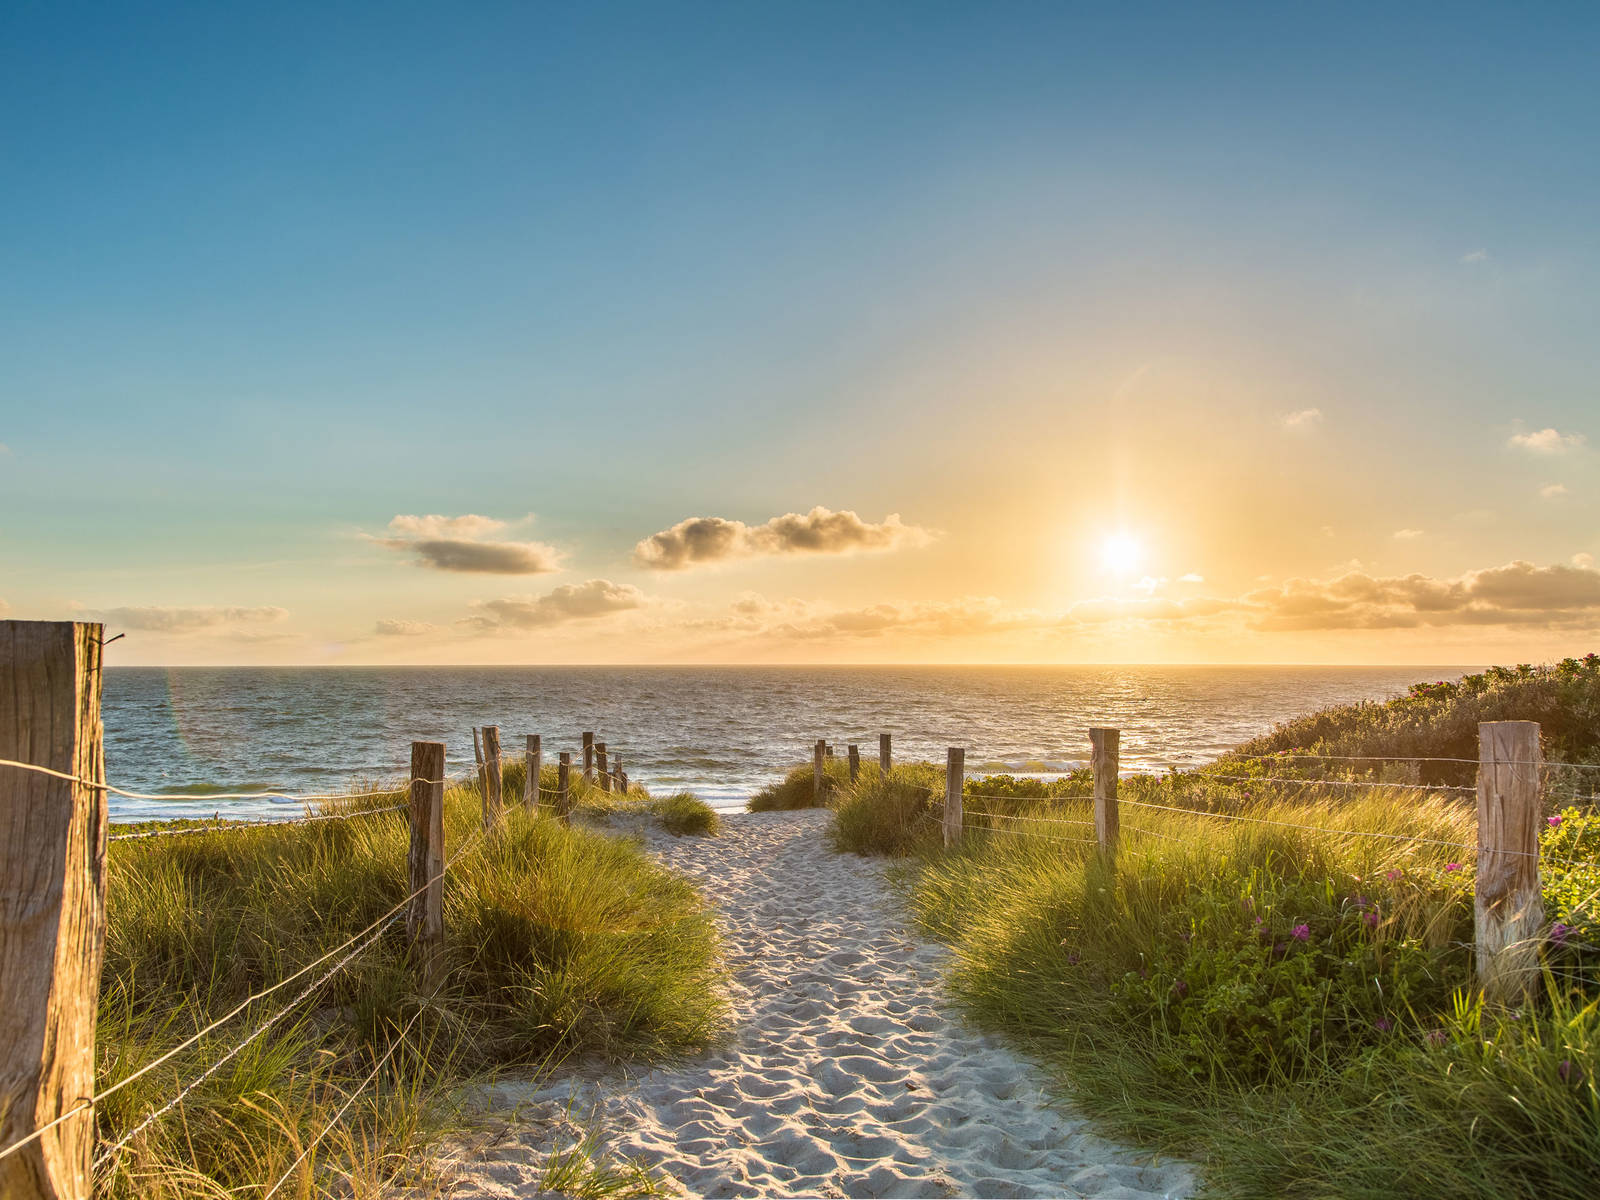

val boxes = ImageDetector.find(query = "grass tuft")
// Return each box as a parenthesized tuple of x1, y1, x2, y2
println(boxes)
(654, 792, 719, 837)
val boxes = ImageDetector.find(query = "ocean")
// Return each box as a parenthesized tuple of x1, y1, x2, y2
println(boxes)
(100, 665, 1474, 823)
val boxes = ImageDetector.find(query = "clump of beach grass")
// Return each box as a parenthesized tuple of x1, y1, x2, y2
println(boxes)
(95, 766, 722, 1199)
(748, 756, 876, 811)
(654, 792, 719, 837)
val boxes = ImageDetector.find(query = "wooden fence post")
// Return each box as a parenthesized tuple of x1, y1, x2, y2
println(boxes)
(944, 747, 964, 847)
(582, 732, 595, 781)
(0, 620, 107, 1200)
(481, 726, 503, 828)
(614, 755, 625, 794)
(557, 753, 572, 825)
(848, 744, 860, 784)
(814, 739, 826, 804)
(1476, 720, 1544, 1002)
(879, 733, 891, 774)
(825, 743, 834, 759)
(407, 741, 445, 990)
(1090, 728, 1120, 856)
(595, 742, 610, 793)
(523, 735, 541, 809)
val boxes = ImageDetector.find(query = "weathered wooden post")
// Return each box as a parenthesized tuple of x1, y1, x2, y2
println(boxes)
(879, 732, 892, 774)
(813, 739, 826, 804)
(523, 735, 541, 809)
(614, 755, 626, 794)
(407, 741, 445, 990)
(848, 744, 860, 784)
(557, 753, 572, 825)
(595, 741, 611, 793)
(481, 726, 503, 827)
(944, 747, 964, 847)
(0, 620, 107, 1200)
(1090, 728, 1120, 855)
(1476, 721, 1544, 1002)
(582, 732, 595, 781)
(825, 743, 834, 759)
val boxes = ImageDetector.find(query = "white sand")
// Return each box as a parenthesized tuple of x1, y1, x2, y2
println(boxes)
(439, 809, 1195, 1199)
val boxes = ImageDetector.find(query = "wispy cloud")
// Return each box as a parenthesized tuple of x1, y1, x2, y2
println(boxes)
(1460, 249, 1489, 263)
(1393, 528, 1424, 540)
(1281, 408, 1324, 432)
(86, 605, 290, 633)
(1541, 483, 1569, 499)
(373, 514, 564, 575)
(634, 507, 932, 571)
(374, 618, 438, 637)
(1508, 427, 1586, 455)
(463, 580, 648, 630)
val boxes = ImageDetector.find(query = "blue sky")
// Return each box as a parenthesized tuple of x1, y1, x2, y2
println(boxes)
(2, 2, 1597, 663)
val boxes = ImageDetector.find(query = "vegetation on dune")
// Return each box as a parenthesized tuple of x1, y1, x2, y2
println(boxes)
(826, 659, 1600, 1198)
(1235, 653, 1600, 785)
(96, 764, 722, 1199)
(654, 792, 719, 837)
(747, 756, 872, 811)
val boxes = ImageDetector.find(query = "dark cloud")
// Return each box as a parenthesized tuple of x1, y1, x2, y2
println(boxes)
(375, 514, 563, 575)
(634, 507, 930, 570)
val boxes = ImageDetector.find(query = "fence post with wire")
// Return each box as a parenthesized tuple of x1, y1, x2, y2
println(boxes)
(1091, 727, 1120, 856)
(523, 735, 541, 809)
(1476, 720, 1544, 1002)
(582, 731, 595, 781)
(596, 742, 610, 793)
(481, 726, 503, 827)
(407, 740, 446, 991)
(944, 747, 964, 847)
(557, 752, 572, 823)
(0, 619, 106, 1200)
(813, 739, 826, 804)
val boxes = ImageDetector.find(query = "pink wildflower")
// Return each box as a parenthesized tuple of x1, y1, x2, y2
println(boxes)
(1551, 923, 1571, 946)
(1375, 1018, 1393, 1033)
(1548, 815, 1563, 828)
(1384, 869, 1403, 881)
(1362, 910, 1380, 929)
(1559, 1060, 1574, 1082)
(1292, 923, 1310, 941)
(1444, 863, 1461, 872)
(1424, 1029, 1447, 1048)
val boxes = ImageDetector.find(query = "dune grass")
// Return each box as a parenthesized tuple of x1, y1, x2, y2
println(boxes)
(653, 792, 719, 837)
(829, 752, 1600, 1198)
(748, 756, 873, 811)
(95, 764, 723, 1199)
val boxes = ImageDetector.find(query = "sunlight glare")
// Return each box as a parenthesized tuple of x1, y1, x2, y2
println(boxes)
(1100, 532, 1143, 575)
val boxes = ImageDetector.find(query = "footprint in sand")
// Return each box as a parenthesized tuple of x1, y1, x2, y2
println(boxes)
(433, 809, 1195, 1199)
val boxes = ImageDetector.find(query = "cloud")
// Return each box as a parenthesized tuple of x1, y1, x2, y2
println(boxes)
(465, 580, 648, 630)
(0, 443, 11, 456)
(1508, 427, 1586, 455)
(1575, 553, 1596, 568)
(1460, 249, 1489, 263)
(88, 605, 290, 633)
(1393, 528, 1424, 540)
(1244, 561, 1600, 631)
(1541, 483, 1569, 499)
(1178, 572, 1205, 583)
(374, 618, 438, 637)
(767, 596, 1044, 640)
(1281, 408, 1324, 432)
(374, 513, 564, 575)
(634, 507, 932, 570)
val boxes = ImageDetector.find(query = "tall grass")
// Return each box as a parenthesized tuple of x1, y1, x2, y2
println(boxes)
(747, 756, 876, 811)
(95, 766, 722, 1198)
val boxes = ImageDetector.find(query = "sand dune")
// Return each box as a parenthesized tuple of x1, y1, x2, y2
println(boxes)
(439, 809, 1195, 1199)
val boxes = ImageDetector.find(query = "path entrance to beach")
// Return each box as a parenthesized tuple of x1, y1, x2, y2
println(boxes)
(441, 809, 1193, 1199)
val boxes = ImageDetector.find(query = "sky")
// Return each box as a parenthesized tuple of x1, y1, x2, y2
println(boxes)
(1, 1, 1597, 666)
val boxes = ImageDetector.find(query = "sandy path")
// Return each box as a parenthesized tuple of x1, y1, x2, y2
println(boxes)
(442, 809, 1194, 1199)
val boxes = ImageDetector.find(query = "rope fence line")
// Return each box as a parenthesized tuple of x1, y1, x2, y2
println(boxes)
(107, 804, 410, 842)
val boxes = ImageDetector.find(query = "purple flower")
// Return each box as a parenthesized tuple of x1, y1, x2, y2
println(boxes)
(1385, 869, 1403, 882)
(1551, 923, 1571, 946)
(1548, 815, 1563, 828)
(1424, 1029, 1447, 1048)
(1362, 910, 1380, 929)
(1292, 923, 1310, 941)
(1559, 1060, 1574, 1082)
(1172, 980, 1188, 996)
(1444, 863, 1461, 873)
(1374, 1018, 1393, 1033)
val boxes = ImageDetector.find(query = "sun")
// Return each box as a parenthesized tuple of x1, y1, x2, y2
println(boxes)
(1099, 532, 1143, 575)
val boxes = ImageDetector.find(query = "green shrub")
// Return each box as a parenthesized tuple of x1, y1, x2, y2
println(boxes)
(655, 792, 720, 837)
